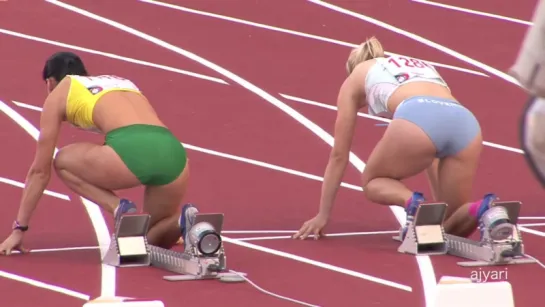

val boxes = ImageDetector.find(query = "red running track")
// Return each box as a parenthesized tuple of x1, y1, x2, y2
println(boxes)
(0, 0, 544, 306)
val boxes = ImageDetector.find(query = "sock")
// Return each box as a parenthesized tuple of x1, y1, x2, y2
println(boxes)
(468, 200, 483, 218)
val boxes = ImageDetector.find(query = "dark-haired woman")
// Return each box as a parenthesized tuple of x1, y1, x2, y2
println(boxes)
(0, 52, 197, 255)
(293, 37, 509, 242)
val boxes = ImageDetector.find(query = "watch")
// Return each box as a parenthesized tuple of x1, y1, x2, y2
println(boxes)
(12, 221, 29, 232)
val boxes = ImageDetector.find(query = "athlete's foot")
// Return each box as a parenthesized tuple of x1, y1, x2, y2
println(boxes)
(401, 192, 426, 239)
(114, 199, 138, 226)
(179, 203, 199, 251)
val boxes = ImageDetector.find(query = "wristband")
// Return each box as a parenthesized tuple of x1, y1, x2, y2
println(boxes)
(12, 221, 29, 232)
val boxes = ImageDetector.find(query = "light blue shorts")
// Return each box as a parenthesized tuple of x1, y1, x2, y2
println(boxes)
(393, 96, 481, 158)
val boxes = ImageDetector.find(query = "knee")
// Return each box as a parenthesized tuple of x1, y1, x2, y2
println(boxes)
(362, 178, 379, 199)
(53, 145, 75, 171)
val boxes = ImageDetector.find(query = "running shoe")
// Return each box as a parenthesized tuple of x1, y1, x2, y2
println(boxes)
(114, 198, 138, 226)
(400, 192, 426, 240)
(179, 203, 199, 250)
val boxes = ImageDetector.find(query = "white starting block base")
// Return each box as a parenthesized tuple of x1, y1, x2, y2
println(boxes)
(395, 201, 537, 267)
(433, 277, 514, 307)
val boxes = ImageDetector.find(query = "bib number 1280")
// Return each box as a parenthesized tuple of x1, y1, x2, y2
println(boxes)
(388, 56, 431, 69)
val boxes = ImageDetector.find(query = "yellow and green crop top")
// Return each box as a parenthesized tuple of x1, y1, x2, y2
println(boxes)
(65, 75, 142, 131)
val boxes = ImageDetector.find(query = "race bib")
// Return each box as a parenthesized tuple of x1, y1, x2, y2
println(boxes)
(380, 55, 443, 83)
(72, 75, 140, 95)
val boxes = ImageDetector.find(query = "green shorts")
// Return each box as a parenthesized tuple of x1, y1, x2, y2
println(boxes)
(105, 124, 187, 186)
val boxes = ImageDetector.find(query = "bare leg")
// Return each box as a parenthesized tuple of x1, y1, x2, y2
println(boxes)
(435, 136, 483, 237)
(443, 203, 478, 237)
(54, 143, 143, 214)
(362, 119, 436, 206)
(364, 178, 413, 207)
(144, 163, 191, 248)
(56, 169, 120, 214)
(147, 214, 181, 248)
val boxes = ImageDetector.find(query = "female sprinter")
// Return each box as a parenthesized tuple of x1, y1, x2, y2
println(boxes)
(0, 51, 198, 255)
(293, 37, 510, 241)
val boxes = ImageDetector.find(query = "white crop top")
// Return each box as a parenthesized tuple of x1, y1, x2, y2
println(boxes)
(364, 55, 449, 118)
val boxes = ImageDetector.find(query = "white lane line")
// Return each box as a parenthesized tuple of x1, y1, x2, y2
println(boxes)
(0, 269, 90, 301)
(235, 230, 398, 241)
(279, 93, 525, 155)
(518, 223, 545, 227)
(139, 0, 488, 78)
(0, 100, 116, 298)
(307, 0, 521, 88)
(222, 236, 412, 291)
(0, 28, 227, 85)
(519, 226, 545, 237)
(47, 0, 414, 291)
(411, 0, 533, 26)
(10, 246, 101, 254)
(519, 217, 545, 220)
(0, 176, 69, 200)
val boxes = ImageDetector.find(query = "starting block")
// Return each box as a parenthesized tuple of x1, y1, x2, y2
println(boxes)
(394, 202, 449, 256)
(446, 201, 536, 267)
(103, 213, 245, 283)
(103, 215, 152, 267)
(433, 276, 515, 307)
(395, 201, 537, 267)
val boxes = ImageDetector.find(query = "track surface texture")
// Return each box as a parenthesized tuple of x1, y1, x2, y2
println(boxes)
(0, 0, 544, 306)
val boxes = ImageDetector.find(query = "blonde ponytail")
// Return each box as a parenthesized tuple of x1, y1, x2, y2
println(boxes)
(346, 36, 385, 74)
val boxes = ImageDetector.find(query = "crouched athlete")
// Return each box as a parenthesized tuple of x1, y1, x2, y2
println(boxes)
(294, 37, 508, 241)
(0, 52, 198, 255)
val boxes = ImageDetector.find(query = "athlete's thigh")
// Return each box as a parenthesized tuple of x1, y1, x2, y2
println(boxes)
(362, 119, 437, 186)
(143, 162, 190, 227)
(437, 135, 483, 218)
(54, 142, 141, 190)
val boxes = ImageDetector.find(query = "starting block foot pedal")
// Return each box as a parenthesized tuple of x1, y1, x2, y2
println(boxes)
(103, 214, 151, 268)
(434, 277, 514, 307)
(396, 203, 448, 256)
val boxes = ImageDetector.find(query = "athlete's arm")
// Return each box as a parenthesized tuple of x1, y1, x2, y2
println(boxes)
(317, 67, 364, 217)
(15, 80, 66, 227)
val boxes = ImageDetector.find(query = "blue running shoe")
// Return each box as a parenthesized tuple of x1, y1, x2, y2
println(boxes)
(179, 203, 199, 250)
(401, 192, 426, 240)
(114, 199, 137, 225)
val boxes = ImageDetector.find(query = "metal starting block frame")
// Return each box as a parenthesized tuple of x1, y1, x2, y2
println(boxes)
(103, 213, 245, 282)
(394, 201, 537, 267)
(103, 214, 152, 267)
(394, 203, 449, 256)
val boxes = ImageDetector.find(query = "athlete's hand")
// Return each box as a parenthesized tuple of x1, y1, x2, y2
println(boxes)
(293, 214, 328, 240)
(0, 231, 29, 255)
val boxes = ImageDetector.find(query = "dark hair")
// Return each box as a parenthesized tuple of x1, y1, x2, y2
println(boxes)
(42, 51, 89, 82)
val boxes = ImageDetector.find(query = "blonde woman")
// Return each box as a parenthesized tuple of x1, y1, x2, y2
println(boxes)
(293, 37, 508, 241)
